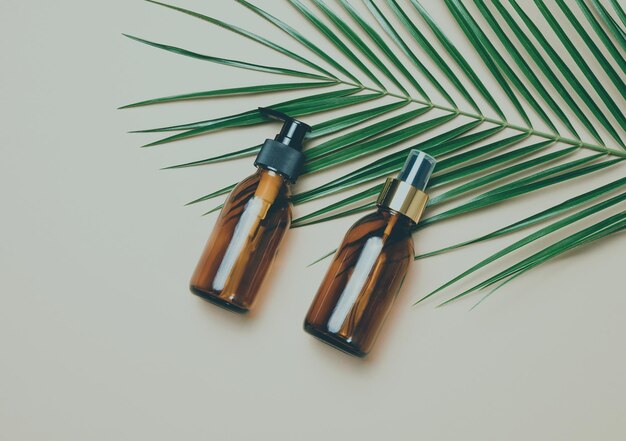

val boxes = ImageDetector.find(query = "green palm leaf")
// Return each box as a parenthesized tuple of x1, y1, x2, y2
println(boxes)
(141, 90, 382, 146)
(419, 191, 626, 305)
(122, 34, 329, 81)
(145, 0, 337, 79)
(509, 0, 624, 147)
(408, 0, 506, 120)
(575, 0, 626, 75)
(445, 0, 533, 129)
(555, 0, 626, 99)
(289, 0, 385, 90)
(472, 0, 574, 136)
(292, 134, 539, 227)
(360, 0, 428, 102)
(421, 156, 622, 227)
(317, 0, 409, 95)
(120, 81, 336, 109)
(436, 208, 626, 307)
(416, 176, 626, 259)
(535, 0, 626, 135)
(387, 0, 482, 114)
(490, 2, 601, 143)
(293, 115, 465, 203)
(136, 87, 362, 133)
(609, 0, 626, 28)
(304, 105, 423, 163)
(234, 0, 361, 84)
(165, 101, 409, 169)
(590, 0, 626, 51)
(468, 214, 626, 309)
(124, 0, 626, 306)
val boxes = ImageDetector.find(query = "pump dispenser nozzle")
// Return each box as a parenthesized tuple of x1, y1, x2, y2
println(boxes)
(254, 107, 311, 182)
(377, 149, 437, 223)
(259, 107, 311, 149)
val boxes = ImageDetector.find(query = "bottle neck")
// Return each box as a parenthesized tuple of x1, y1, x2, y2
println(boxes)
(256, 165, 291, 185)
(376, 206, 415, 227)
(253, 167, 289, 204)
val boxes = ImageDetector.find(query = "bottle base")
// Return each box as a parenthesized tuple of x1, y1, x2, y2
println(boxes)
(190, 285, 250, 314)
(303, 322, 367, 358)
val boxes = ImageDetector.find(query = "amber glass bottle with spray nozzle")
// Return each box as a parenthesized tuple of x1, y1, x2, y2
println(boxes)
(304, 150, 436, 356)
(190, 107, 311, 313)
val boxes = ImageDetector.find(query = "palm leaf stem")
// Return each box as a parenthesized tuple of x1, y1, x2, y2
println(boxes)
(337, 82, 626, 158)
(125, 29, 625, 158)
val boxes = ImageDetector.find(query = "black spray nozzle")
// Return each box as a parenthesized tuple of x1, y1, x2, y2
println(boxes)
(258, 107, 311, 150)
(397, 149, 437, 191)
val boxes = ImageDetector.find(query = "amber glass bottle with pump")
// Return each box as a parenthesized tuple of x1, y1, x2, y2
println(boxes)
(190, 108, 311, 313)
(304, 150, 436, 356)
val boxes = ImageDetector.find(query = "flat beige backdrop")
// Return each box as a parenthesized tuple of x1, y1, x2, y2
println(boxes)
(1, 1, 624, 440)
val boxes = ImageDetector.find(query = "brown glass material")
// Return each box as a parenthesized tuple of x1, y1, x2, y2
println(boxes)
(190, 168, 291, 313)
(304, 209, 414, 357)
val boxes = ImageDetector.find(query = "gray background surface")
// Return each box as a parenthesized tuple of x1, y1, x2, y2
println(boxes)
(1, 1, 624, 439)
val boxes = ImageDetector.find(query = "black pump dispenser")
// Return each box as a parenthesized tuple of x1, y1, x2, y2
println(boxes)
(254, 107, 311, 182)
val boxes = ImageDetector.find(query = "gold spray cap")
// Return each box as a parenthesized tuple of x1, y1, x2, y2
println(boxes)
(376, 150, 436, 223)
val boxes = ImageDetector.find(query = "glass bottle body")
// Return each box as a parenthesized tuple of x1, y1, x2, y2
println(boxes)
(304, 209, 414, 356)
(190, 168, 291, 313)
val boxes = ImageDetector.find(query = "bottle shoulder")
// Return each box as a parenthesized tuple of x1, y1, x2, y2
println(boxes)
(347, 209, 413, 245)
(353, 210, 413, 232)
(229, 170, 262, 199)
